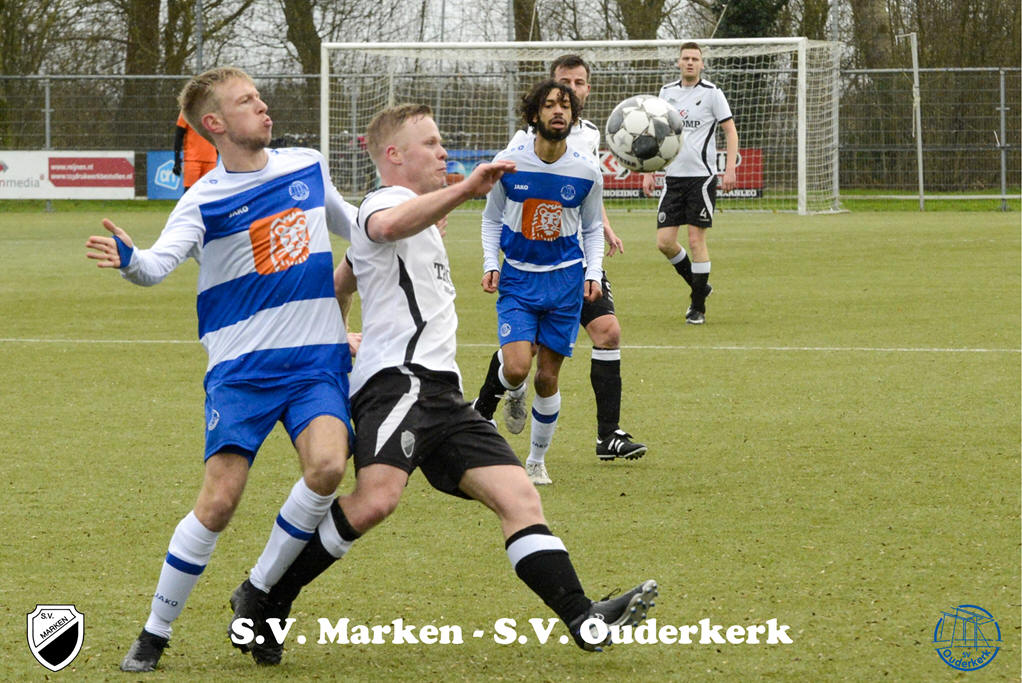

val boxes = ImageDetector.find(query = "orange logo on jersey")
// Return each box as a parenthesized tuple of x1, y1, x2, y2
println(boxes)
(521, 198, 563, 241)
(249, 208, 311, 274)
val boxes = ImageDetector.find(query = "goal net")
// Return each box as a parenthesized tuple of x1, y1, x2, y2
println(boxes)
(321, 39, 841, 214)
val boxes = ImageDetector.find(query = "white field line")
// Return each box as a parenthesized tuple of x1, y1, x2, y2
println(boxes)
(0, 338, 1017, 354)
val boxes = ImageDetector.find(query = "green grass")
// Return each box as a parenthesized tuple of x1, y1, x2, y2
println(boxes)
(1, 207, 1018, 681)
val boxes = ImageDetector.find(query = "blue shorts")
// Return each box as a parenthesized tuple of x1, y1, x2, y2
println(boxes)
(496, 262, 584, 357)
(203, 373, 353, 464)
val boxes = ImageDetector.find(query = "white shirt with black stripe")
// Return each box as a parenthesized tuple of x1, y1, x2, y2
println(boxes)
(348, 185, 460, 395)
(658, 79, 733, 178)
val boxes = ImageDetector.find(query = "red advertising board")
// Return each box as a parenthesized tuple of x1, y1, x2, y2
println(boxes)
(48, 157, 134, 187)
(0, 151, 135, 199)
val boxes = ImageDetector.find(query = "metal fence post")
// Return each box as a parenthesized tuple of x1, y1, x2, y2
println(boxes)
(999, 69, 1008, 212)
(43, 76, 53, 212)
(896, 32, 925, 211)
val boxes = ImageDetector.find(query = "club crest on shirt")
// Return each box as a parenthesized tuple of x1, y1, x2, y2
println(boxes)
(288, 180, 310, 201)
(249, 208, 311, 274)
(559, 184, 576, 202)
(400, 430, 415, 458)
(521, 198, 562, 242)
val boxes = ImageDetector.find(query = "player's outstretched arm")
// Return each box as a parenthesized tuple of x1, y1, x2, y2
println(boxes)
(85, 218, 134, 269)
(367, 160, 516, 242)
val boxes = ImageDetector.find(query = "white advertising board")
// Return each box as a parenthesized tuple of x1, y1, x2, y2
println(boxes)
(0, 151, 135, 199)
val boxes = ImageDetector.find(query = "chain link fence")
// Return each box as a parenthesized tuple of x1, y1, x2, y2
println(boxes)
(1, 68, 1018, 203)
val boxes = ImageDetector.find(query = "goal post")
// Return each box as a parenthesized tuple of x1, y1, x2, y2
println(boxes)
(320, 38, 841, 214)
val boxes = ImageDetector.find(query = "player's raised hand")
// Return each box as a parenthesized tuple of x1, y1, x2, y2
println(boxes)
(465, 160, 517, 195)
(86, 219, 134, 268)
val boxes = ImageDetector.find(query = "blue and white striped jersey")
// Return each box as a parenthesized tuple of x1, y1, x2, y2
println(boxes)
(481, 140, 604, 282)
(118, 147, 357, 386)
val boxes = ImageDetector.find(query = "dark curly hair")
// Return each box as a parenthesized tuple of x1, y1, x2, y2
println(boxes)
(520, 80, 579, 129)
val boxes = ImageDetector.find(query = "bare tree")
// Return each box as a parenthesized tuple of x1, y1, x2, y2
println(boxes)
(847, 0, 896, 68)
(0, 0, 90, 146)
(614, 0, 669, 39)
(514, 0, 542, 40)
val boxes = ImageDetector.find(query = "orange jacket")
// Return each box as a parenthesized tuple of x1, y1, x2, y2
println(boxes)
(175, 113, 218, 187)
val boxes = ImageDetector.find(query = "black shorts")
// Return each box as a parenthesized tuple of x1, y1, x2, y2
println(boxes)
(350, 365, 522, 499)
(580, 272, 616, 327)
(657, 176, 717, 229)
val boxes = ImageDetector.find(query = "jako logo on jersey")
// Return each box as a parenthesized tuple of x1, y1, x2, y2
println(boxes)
(521, 198, 562, 242)
(288, 180, 310, 201)
(228, 205, 249, 218)
(514, 184, 529, 191)
(560, 184, 576, 202)
(249, 208, 311, 274)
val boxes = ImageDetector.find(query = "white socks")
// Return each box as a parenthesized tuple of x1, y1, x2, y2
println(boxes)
(526, 392, 560, 466)
(249, 478, 335, 592)
(144, 511, 219, 639)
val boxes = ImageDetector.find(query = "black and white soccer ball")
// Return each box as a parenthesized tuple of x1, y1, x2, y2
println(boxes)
(605, 95, 684, 172)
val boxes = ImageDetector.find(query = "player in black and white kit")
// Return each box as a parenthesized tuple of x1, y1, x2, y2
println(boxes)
(643, 42, 739, 325)
(228, 103, 658, 665)
(474, 55, 647, 464)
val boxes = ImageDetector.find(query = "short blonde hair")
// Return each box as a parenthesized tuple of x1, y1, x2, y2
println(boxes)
(366, 103, 433, 163)
(177, 66, 253, 144)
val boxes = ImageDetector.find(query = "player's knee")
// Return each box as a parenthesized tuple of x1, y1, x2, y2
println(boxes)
(502, 358, 531, 387)
(515, 482, 543, 520)
(303, 455, 347, 495)
(195, 491, 240, 532)
(533, 369, 559, 396)
(587, 317, 620, 349)
(492, 472, 544, 524)
(357, 494, 400, 528)
(656, 234, 678, 257)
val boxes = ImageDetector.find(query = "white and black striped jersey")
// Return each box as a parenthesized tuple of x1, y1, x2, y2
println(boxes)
(508, 119, 602, 158)
(657, 79, 733, 178)
(348, 185, 460, 395)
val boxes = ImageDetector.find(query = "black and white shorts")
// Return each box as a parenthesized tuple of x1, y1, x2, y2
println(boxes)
(657, 176, 717, 229)
(580, 272, 616, 327)
(351, 365, 523, 498)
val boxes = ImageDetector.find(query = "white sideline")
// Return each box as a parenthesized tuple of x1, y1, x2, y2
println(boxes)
(0, 338, 1017, 354)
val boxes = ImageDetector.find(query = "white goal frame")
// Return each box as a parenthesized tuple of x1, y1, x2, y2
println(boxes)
(320, 38, 841, 214)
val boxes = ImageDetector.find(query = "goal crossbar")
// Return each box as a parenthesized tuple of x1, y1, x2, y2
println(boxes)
(320, 38, 841, 214)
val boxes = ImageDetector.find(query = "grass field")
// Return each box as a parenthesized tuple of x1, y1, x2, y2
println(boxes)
(1, 206, 1019, 681)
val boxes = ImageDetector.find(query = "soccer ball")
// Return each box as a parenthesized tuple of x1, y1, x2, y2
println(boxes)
(605, 95, 684, 172)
